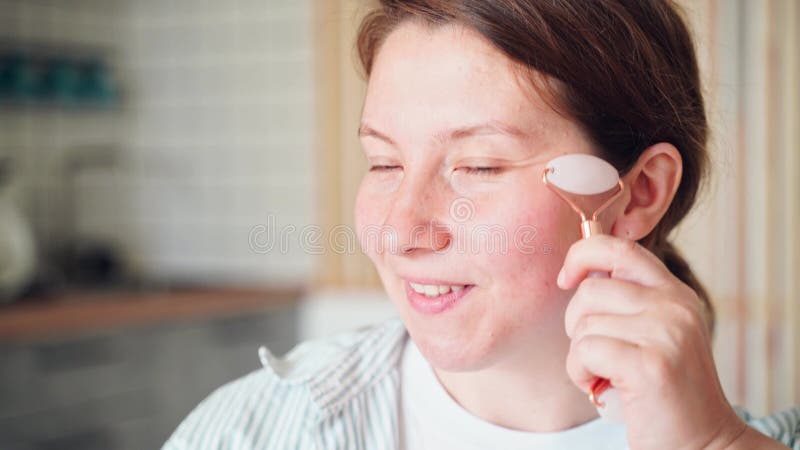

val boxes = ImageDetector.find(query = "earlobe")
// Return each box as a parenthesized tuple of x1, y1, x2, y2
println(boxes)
(610, 143, 683, 240)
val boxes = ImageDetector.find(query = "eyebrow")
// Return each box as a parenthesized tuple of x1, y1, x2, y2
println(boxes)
(357, 120, 531, 146)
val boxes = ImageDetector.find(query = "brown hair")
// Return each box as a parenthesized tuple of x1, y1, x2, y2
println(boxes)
(356, 0, 714, 333)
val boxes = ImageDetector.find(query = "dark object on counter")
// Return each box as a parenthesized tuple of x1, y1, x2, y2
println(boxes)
(71, 241, 123, 285)
(54, 240, 124, 287)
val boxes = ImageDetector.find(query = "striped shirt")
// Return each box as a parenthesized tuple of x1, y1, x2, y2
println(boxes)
(162, 317, 800, 449)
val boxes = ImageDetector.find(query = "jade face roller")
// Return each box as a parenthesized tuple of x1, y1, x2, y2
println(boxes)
(542, 153, 626, 423)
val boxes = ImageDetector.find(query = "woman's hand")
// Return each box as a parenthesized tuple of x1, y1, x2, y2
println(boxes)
(558, 235, 762, 450)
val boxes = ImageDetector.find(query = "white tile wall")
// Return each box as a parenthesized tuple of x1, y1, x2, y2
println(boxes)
(0, 0, 315, 286)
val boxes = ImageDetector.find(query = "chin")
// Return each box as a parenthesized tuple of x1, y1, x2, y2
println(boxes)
(380, 270, 548, 372)
(409, 325, 503, 372)
(397, 298, 503, 372)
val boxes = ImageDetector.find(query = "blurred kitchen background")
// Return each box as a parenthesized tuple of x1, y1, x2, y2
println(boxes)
(0, 0, 796, 449)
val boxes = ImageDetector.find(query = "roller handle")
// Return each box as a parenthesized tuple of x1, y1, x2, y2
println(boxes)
(585, 270, 624, 423)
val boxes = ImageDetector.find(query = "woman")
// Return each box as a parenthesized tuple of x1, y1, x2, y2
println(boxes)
(164, 1, 800, 449)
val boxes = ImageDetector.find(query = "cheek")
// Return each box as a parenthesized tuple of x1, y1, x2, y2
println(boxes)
(477, 194, 577, 291)
(353, 187, 369, 231)
(354, 186, 384, 255)
(521, 200, 579, 256)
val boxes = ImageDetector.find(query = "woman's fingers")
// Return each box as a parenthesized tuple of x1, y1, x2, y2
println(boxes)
(559, 235, 673, 289)
(565, 334, 641, 394)
(563, 276, 649, 339)
(569, 313, 658, 345)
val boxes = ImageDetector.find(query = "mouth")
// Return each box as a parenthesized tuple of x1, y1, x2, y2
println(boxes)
(403, 278, 475, 315)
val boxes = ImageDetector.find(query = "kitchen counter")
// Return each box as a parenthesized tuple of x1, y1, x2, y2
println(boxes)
(0, 285, 304, 342)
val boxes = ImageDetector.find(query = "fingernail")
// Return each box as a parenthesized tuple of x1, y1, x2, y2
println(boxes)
(557, 267, 565, 286)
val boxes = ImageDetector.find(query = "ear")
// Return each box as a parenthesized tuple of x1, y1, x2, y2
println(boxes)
(607, 143, 683, 240)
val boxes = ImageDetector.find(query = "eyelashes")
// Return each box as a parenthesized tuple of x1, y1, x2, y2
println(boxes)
(368, 165, 402, 172)
(368, 165, 503, 177)
(461, 166, 503, 176)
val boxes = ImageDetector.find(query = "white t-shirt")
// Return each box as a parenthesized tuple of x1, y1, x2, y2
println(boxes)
(400, 337, 630, 450)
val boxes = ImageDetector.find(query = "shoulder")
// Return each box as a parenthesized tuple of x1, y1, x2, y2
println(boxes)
(259, 316, 406, 384)
(734, 405, 800, 448)
(162, 317, 407, 450)
(162, 367, 310, 450)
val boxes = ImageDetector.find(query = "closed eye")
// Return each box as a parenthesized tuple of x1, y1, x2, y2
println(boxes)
(462, 166, 503, 176)
(369, 165, 402, 172)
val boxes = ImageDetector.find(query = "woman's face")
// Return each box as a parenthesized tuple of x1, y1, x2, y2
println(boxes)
(355, 22, 599, 371)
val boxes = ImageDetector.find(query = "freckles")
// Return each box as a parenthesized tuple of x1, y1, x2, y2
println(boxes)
(515, 198, 575, 246)
(355, 192, 386, 223)
(353, 203, 371, 233)
(354, 195, 388, 258)
(525, 202, 562, 226)
(510, 190, 555, 225)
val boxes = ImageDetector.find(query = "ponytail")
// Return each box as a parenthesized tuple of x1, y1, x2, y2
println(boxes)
(648, 237, 715, 336)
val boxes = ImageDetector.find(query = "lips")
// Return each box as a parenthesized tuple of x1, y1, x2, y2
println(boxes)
(404, 279, 475, 314)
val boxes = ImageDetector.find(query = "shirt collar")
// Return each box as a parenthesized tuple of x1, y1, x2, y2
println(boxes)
(259, 317, 408, 418)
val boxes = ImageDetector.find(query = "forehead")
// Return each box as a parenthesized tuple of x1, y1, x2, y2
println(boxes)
(361, 21, 560, 142)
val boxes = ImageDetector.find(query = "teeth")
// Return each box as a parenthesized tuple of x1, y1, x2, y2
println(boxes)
(409, 282, 467, 297)
(423, 285, 439, 296)
(409, 282, 426, 294)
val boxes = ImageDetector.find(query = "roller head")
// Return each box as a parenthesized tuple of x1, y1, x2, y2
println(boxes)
(545, 154, 619, 195)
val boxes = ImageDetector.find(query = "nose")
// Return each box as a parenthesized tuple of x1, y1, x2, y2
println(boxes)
(381, 176, 452, 255)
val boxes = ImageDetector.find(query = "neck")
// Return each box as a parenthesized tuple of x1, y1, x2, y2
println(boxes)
(432, 330, 599, 432)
